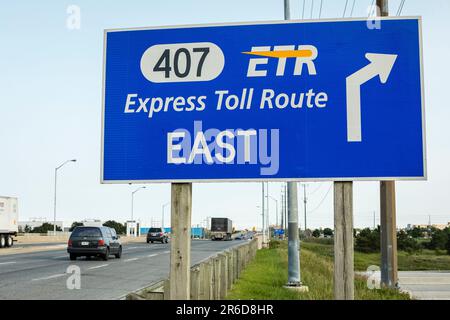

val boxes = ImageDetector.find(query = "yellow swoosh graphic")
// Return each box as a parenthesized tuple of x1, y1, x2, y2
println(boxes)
(242, 50, 313, 58)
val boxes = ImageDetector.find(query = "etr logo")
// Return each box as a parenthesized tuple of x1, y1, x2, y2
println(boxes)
(244, 45, 318, 77)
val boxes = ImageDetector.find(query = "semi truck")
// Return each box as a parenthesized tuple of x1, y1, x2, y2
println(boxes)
(210, 218, 232, 241)
(0, 196, 18, 248)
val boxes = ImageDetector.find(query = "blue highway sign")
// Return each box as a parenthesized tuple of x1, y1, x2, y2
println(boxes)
(102, 17, 426, 183)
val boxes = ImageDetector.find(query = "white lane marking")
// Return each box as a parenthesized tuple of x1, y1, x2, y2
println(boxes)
(88, 264, 109, 270)
(125, 247, 139, 250)
(54, 255, 68, 259)
(124, 258, 138, 262)
(0, 261, 16, 266)
(32, 274, 66, 281)
(163, 251, 170, 254)
(147, 254, 159, 258)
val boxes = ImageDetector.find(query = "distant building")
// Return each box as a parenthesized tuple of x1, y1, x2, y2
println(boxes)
(18, 219, 72, 232)
(407, 222, 450, 231)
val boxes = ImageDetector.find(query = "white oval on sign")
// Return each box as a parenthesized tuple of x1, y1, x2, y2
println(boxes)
(140, 42, 225, 83)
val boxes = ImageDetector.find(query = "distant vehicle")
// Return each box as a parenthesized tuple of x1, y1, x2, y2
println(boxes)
(0, 197, 18, 248)
(210, 218, 232, 241)
(147, 227, 168, 244)
(235, 231, 254, 241)
(67, 226, 122, 261)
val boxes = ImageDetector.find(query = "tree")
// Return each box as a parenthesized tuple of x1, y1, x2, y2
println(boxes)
(428, 228, 450, 250)
(355, 227, 380, 253)
(323, 228, 333, 237)
(31, 223, 62, 234)
(312, 229, 321, 238)
(397, 230, 421, 253)
(407, 227, 426, 239)
(447, 232, 450, 255)
(103, 220, 126, 235)
(69, 222, 83, 232)
(24, 225, 32, 233)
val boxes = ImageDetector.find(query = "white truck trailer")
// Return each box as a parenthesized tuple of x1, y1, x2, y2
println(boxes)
(210, 218, 233, 241)
(0, 196, 18, 248)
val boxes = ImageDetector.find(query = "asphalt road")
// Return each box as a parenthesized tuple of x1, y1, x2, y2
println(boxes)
(0, 240, 243, 300)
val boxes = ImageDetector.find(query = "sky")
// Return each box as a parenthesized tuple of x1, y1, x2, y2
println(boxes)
(0, 0, 449, 230)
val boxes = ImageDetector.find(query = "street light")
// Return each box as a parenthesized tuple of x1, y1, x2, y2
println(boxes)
(53, 159, 77, 235)
(162, 202, 170, 229)
(131, 186, 146, 221)
(267, 195, 279, 228)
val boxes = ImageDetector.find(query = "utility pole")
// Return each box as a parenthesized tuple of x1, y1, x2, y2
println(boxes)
(303, 184, 307, 231)
(373, 211, 376, 230)
(377, 0, 398, 290)
(280, 188, 285, 230)
(284, 0, 307, 292)
(261, 182, 266, 244)
(284, 183, 288, 232)
(266, 182, 270, 240)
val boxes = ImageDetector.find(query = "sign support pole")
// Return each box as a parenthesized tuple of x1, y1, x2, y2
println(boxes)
(333, 182, 354, 300)
(284, 0, 307, 292)
(377, 0, 399, 290)
(169, 183, 192, 300)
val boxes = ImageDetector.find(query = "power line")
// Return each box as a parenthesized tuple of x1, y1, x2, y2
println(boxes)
(396, 0, 406, 16)
(350, 0, 356, 17)
(343, 0, 349, 17)
(309, 184, 333, 213)
(368, 0, 375, 17)
(309, 183, 324, 196)
(302, 0, 306, 19)
(319, 0, 323, 18)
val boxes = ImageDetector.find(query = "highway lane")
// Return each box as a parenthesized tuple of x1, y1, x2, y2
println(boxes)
(0, 240, 244, 300)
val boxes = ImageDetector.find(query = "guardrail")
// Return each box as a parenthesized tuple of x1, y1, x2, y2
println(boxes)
(126, 237, 261, 300)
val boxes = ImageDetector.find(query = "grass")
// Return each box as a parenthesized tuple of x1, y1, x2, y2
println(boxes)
(226, 241, 410, 300)
(302, 242, 450, 271)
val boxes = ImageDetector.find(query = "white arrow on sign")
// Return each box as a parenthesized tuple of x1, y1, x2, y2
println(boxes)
(346, 53, 398, 142)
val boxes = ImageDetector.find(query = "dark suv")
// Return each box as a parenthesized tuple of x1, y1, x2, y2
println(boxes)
(67, 226, 122, 261)
(147, 228, 168, 244)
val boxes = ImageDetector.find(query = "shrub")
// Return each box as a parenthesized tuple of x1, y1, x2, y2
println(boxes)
(355, 228, 380, 253)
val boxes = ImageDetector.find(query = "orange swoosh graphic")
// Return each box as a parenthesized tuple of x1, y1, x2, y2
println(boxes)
(242, 50, 313, 58)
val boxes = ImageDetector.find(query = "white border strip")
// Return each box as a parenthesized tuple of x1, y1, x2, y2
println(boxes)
(100, 16, 426, 184)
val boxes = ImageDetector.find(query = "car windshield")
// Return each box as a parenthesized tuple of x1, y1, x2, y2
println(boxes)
(71, 227, 102, 238)
(149, 228, 161, 233)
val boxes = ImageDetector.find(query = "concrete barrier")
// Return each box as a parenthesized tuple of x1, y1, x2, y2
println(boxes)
(125, 237, 260, 300)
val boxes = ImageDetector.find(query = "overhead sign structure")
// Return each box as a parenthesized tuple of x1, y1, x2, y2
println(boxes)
(102, 17, 426, 183)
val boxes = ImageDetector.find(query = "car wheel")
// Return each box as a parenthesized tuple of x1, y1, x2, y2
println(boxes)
(151, 241, 154, 244)
(146, 240, 150, 244)
(102, 248, 110, 261)
(115, 246, 122, 259)
(0, 235, 5, 248)
(70, 254, 77, 261)
(165, 238, 169, 244)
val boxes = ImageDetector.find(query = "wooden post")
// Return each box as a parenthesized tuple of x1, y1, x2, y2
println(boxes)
(334, 182, 354, 300)
(169, 183, 192, 300)
(380, 181, 398, 288)
(376, 0, 399, 290)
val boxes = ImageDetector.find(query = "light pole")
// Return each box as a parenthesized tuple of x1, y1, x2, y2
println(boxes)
(53, 159, 77, 235)
(131, 186, 146, 221)
(162, 202, 170, 229)
(267, 195, 279, 228)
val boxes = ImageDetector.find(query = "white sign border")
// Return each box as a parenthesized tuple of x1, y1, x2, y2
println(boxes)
(100, 16, 427, 184)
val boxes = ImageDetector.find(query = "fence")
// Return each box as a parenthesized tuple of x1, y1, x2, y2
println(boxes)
(126, 237, 261, 300)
